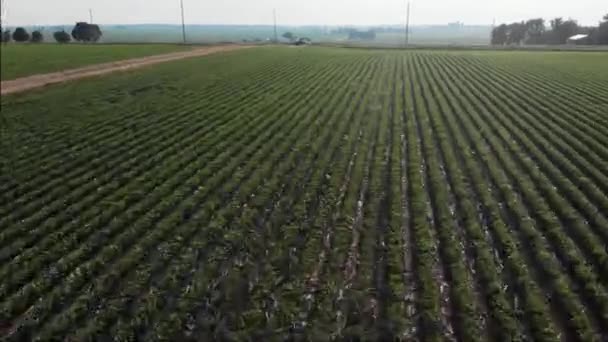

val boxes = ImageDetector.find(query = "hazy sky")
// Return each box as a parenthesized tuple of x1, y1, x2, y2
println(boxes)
(3, 0, 607, 26)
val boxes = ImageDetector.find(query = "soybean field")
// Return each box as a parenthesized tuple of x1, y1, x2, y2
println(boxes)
(1, 47, 607, 340)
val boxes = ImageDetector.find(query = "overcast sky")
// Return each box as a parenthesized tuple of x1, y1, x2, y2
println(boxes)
(3, 0, 607, 26)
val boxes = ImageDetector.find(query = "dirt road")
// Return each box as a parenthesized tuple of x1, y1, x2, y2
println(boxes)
(0, 45, 253, 96)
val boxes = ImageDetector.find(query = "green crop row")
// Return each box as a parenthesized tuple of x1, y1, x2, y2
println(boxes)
(1, 47, 607, 340)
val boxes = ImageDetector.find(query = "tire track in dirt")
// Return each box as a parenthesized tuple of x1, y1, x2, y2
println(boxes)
(0, 45, 253, 96)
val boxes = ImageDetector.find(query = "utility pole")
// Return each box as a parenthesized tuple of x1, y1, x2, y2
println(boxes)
(1, 0, 8, 29)
(405, 1, 411, 47)
(180, 0, 187, 43)
(89, 8, 94, 23)
(273, 9, 278, 43)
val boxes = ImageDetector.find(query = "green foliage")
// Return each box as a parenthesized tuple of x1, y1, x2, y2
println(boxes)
(12, 27, 30, 42)
(599, 14, 608, 45)
(0, 44, 189, 80)
(525, 18, 545, 44)
(0, 48, 607, 340)
(1, 29, 11, 43)
(493, 13, 608, 45)
(491, 24, 508, 45)
(53, 30, 71, 43)
(550, 18, 579, 44)
(30, 30, 44, 43)
(72, 22, 102, 42)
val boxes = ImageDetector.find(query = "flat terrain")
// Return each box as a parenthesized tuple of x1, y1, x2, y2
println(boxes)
(1, 47, 607, 340)
(0, 44, 190, 80)
(0, 45, 252, 95)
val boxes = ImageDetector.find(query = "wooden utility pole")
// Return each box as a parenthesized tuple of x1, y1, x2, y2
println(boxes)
(180, 0, 187, 43)
(405, 1, 411, 47)
(273, 9, 278, 43)
(1, 0, 7, 28)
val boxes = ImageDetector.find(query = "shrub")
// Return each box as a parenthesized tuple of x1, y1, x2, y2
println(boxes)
(31, 30, 44, 43)
(1, 29, 11, 43)
(53, 30, 71, 43)
(12, 27, 30, 42)
(71, 22, 102, 42)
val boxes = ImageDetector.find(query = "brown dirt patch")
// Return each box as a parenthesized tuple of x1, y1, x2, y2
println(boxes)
(1, 45, 253, 96)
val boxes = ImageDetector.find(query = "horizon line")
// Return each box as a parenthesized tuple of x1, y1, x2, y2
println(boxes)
(3, 22, 495, 28)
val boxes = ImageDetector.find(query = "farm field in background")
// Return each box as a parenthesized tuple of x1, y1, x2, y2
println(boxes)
(1, 47, 607, 340)
(0, 44, 190, 80)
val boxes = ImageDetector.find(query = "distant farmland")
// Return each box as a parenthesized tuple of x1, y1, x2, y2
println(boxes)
(0, 44, 189, 80)
(1, 47, 607, 340)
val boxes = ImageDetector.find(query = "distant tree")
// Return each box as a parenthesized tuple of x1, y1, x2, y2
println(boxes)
(1, 29, 10, 43)
(599, 14, 608, 45)
(30, 30, 44, 43)
(282, 32, 296, 42)
(587, 27, 599, 44)
(525, 18, 545, 44)
(550, 17, 564, 31)
(54, 30, 71, 43)
(549, 17, 579, 44)
(560, 19, 580, 43)
(506, 22, 527, 45)
(491, 24, 508, 45)
(348, 29, 376, 40)
(72, 22, 102, 42)
(495, 14, 607, 46)
(12, 27, 30, 42)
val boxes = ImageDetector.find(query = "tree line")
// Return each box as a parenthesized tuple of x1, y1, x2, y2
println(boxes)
(492, 14, 608, 45)
(330, 27, 377, 40)
(1, 22, 102, 44)
(348, 29, 376, 40)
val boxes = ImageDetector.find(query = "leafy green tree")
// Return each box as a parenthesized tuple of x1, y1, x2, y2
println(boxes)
(551, 17, 563, 28)
(1, 29, 10, 43)
(12, 27, 30, 42)
(53, 30, 71, 43)
(560, 19, 580, 43)
(506, 22, 527, 45)
(549, 17, 563, 44)
(491, 24, 508, 45)
(549, 17, 579, 44)
(599, 14, 608, 45)
(525, 18, 545, 44)
(586, 27, 599, 44)
(495, 14, 607, 45)
(72, 22, 102, 42)
(30, 30, 44, 43)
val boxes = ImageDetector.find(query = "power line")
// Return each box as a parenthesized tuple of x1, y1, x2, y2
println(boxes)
(180, 0, 187, 43)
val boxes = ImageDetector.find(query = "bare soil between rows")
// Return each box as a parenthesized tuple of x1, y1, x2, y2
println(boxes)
(0, 45, 253, 96)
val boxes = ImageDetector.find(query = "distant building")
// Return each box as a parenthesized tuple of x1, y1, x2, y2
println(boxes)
(448, 21, 465, 29)
(567, 34, 589, 45)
